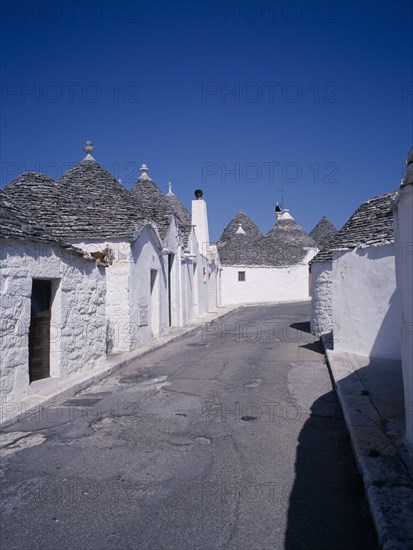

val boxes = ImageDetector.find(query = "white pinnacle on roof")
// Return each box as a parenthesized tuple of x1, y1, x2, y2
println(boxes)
(139, 164, 151, 180)
(82, 140, 95, 161)
(279, 209, 294, 221)
(167, 181, 174, 195)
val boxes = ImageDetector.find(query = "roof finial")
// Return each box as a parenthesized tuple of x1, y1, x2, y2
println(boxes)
(168, 181, 173, 195)
(83, 140, 95, 160)
(139, 164, 150, 180)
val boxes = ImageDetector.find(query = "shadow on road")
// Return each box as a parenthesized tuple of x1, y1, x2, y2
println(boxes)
(284, 389, 379, 550)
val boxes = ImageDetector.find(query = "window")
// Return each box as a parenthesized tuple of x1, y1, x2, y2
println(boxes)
(238, 271, 246, 282)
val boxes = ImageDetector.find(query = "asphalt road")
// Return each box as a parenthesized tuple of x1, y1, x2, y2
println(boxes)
(0, 302, 378, 549)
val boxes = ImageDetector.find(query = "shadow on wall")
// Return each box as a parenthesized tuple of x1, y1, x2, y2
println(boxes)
(370, 288, 400, 360)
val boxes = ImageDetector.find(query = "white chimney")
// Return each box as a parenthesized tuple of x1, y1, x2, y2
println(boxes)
(191, 189, 210, 256)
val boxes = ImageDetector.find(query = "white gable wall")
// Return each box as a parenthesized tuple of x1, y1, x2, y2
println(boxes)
(220, 263, 311, 305)
(130, 226, 167, 346)
(69, 239, 134, 353)
(310, 261, 333, 336)
(332, 245, 400, 359)
(0, 239, 106, 404)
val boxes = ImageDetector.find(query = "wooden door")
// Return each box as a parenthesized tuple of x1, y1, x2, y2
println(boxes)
(29, 279, 51, 382)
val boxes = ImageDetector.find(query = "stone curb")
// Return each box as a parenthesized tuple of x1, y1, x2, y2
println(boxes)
(1, 305, 241, 429)
(322, 341, 413, 549)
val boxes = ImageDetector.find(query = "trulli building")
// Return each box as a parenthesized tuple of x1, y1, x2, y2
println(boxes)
(217, 207, 319, 305)
(310, 191, 398, 360)
(1, 142, 220, 407)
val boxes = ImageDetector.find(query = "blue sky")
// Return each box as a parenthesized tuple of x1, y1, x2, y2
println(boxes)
(1, 0, 412, 242)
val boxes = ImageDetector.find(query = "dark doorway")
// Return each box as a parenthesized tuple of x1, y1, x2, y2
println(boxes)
(168, 254, 175, 327)
(29, 279, 52, 382)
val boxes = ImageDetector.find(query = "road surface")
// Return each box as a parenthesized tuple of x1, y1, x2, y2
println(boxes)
(0, 302, 378, 549)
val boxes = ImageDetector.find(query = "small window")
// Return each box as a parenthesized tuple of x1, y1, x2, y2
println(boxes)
(238, 271, 246, 282)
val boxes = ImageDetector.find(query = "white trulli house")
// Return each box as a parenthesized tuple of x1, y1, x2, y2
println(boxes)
(217, 207, 319, 305)
(0, 189, 107, 404)
(310, 191, 398, 360)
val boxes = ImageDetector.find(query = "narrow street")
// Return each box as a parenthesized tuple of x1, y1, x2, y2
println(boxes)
(1, 302, 378, 549)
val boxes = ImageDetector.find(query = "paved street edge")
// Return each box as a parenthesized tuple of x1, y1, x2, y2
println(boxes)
(322, 338, 413, 550)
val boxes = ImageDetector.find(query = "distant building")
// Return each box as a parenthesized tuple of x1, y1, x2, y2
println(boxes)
(218, 206, 318, 305)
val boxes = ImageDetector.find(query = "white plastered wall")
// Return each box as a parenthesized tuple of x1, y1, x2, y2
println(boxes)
(332, 244, 400, 360)
(310, 261, 333, 336)
(220, 249, 316, 306)
(0, 239, 106, 404)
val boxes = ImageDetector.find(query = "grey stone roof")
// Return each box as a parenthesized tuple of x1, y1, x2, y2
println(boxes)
(164, 187, 192, 246)
(219, 211, 262, 241)
(309, 217, 337, 250)
(3, 161, 148, 241)
(311, 191, 396, 263)
(130, 170, 179, 239)
(217, 211, 262, 265)
(56, 158, 147, 240)
(0, 188, 73, 251)
(260, 213, 318, 266)
(218, 210, 317, 267)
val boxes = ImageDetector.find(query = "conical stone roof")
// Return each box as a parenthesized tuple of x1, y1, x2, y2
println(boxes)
(165, 184, 191, 225)
(260, 211, 318, 266)
(56, 157, 146, 240)
(218, 211, 264, 266)
(0, 188, 72, 249)
(311, 191, 396, 262)
(164, 184, 192, 246)
(130, 165, 179, 239)
(219, 209, 317, 267)
(309, 216, 337, 250)
(219, 211, 262, 242)
(4, 143, 148, 241)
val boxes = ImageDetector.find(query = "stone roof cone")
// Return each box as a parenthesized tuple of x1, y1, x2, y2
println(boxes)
(130, 165, 188, 239)
(164, 181, 191, 226)
(309, 216, 337, 250)
(4, 141, 148, 241)
(311, 191, 396, 263)
(217, 211, 263, 266)
(262, 209, 318, 266)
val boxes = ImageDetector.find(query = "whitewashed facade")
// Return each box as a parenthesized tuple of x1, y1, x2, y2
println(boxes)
(0, 237, 106, 404)
(0, 143, 220, 409)
(218, 209, 318, 306)
(310, 260, 333, 337)
(332, 245, 400, 359)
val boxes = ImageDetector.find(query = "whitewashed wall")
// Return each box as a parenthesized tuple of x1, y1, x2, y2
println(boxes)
(332, 245, 400, 359)
(393, 184, 413, 447)
(207, 261, 218, 311)
(130, 226, 167, 345)
(70, 239, 134, 353)
(310, 261, 333, 336)
(0, 239, 106, 404)
(220, 254, 314, 306)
